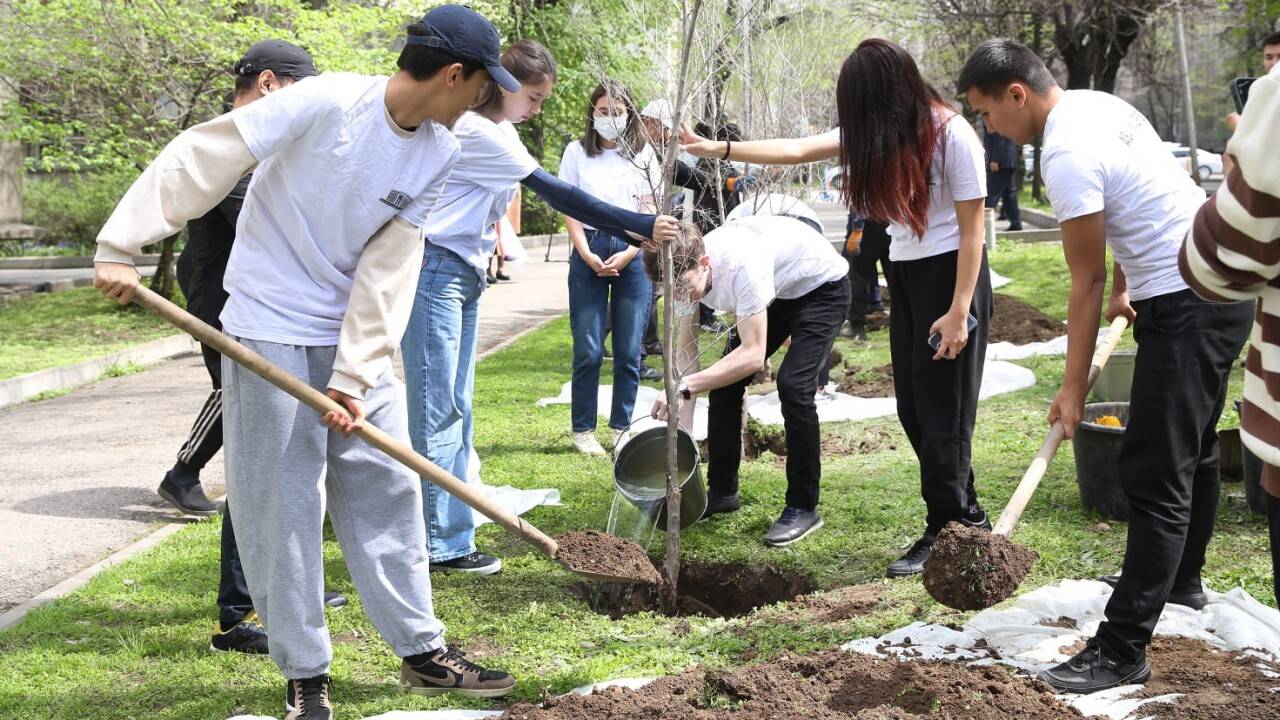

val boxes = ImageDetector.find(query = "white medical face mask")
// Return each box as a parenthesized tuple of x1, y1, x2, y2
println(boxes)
(593, 114, 626, 142)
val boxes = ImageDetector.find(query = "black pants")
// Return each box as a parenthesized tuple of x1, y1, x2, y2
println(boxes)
(706, 278, 850, 510)
(175, 260, 252, 626)
(1269, 490, 1280, 608)
(1095, 290, 1252, 662)
(889, 249, 993, 535)
(848, 220, 892, 326)
(985, 169, 1021, 229)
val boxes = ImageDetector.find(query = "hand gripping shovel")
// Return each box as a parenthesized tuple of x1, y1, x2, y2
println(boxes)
(132, 285, 658, 585)
(923, 315, 1130, 610)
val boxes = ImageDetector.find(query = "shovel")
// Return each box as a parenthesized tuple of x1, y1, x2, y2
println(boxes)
(131, 285, 658, 585)
(923, 315, 1130, 610)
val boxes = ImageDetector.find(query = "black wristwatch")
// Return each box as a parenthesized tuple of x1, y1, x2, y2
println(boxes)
(678, 379, 692, 400)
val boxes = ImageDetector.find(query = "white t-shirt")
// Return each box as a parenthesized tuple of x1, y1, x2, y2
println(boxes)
(887, 114, 987, 262)
(556, 139, 661, 229)
(701, 215, 849, 317)
(1042, 90, 1202, 301)
(423, 113, 538, 278)
(726, 193, 823, 233)
(222, 73, 459, 344)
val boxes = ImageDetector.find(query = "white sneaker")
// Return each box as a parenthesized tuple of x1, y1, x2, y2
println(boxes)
(572, 431, 607, 457)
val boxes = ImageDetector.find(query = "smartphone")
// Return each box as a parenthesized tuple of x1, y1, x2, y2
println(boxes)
(1231, 77, 1256, 113)
(928, 313, 979, 353)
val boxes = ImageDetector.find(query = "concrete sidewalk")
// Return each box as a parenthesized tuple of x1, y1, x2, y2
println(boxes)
(0, 257, 568, 614)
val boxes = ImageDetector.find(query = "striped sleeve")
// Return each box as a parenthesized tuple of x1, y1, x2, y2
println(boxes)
(1178, 70, 1280, 302)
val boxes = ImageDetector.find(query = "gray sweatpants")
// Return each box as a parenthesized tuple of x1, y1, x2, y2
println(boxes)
(223, 338, 446, 679)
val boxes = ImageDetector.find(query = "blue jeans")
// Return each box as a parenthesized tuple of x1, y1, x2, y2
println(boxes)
(569, 230, 652, 432)
(402, 245, 483, 563)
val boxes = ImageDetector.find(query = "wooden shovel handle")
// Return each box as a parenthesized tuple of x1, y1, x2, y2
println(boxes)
(131, 285, 560, 559)
(992, 315, 1130, 537)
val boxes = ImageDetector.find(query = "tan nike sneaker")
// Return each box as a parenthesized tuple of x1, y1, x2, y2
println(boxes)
(399, 647, 516, 698)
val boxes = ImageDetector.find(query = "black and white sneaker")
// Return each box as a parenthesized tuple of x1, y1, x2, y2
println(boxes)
(284, 674, 333, 720)
(639, 365, 663, 381)
(157, 468, 218, 516)
(886, 533, 936, 578)
(1039, 638, 1150, 693)
(430, 552, 502, 575)
(702, 491, 740, 519)
(323, 591, 348, 608)
(763, 507, 823, 547)
(1097, 574, 1209, 610)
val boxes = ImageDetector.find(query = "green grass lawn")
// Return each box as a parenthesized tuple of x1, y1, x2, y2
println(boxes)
(0, 243, 1271, 719)
(0, 287, 181, 380)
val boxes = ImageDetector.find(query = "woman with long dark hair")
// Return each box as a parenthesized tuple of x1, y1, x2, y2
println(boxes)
(682, 38, 992, 576)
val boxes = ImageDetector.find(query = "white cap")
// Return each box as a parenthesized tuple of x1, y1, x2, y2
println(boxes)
(640, 98, 673, 129)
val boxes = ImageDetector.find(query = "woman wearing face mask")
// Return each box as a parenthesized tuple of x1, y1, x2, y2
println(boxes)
(402, 46, 676, 574)
(559, 80, 664, 456)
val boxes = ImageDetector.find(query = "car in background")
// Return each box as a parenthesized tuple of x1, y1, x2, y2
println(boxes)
(1165, 142, 1223, 180)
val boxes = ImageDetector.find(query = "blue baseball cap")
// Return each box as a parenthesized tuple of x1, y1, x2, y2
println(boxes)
(406, 5, 520, 93)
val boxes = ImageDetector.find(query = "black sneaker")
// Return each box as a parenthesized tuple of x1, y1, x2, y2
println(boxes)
(430, 552, 502, 575)
(639, 365, 663, 381)
(323, 591, 348, 608)
(702, 491, 741, 519)
(1096, 574, 1209, 610)
(210, 610, 268, 654)
(763, 507, 823, 547)
(157, 469, 218, 516)
(701, 318, 731, 334)
(400, 646, 516, 698)
(886, 533, 937, 578)
(643, 342, 663, 357)
(960, 508, 993, 531)
(284, 674, 333, 720)
(1038, 638, 1151, 693)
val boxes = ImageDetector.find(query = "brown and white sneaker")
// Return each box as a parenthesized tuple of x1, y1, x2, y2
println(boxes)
(284, 674, 332, 720)
(399, 646, 516, 698)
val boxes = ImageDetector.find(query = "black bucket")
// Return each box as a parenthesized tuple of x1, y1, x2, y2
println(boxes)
(1233, 401, 1267, 516)
(613, 425, 707, 530)
(1072, 402, 1131, 520)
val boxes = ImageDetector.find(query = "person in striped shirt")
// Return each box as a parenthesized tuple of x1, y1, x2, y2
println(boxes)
(1179, 60, 1280, 610)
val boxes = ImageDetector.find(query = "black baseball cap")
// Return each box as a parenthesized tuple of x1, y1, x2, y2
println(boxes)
(405, 4, 519, 93)
(234, 40, 317, 79)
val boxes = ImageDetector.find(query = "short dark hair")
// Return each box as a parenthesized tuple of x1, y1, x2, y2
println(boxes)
(398, 22, 486, 82)
(472, 40, 557, 117)
(957, 38, 1057, 98)
(1264, 31, 1280, 48)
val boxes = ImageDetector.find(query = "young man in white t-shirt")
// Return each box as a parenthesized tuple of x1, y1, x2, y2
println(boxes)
(647, 216, 850, 546)
(961, 38, 1253, 694)
(93, 6, 520, 717)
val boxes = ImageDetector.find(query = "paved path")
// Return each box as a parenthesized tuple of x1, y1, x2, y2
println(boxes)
(0, 257, 569, 613)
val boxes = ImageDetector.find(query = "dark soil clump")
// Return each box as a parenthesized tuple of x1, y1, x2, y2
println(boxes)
(773, 584, 886, 623)
(499, 647, 1086, 720)
(838, 363, 895, 398)
(554, 531, 663, 585)
(922, 523, 1038, 610)
(1139, 636, 1280, 720)
(742, 424, 898, 461)
(990, 294, 1064, 344)
(575, 561, 816, 619)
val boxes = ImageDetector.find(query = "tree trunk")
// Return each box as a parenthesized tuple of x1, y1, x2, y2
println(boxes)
(149, 234, 178, 300)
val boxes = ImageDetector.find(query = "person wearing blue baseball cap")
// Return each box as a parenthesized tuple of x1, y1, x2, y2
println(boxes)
(91, 5, 519, 718)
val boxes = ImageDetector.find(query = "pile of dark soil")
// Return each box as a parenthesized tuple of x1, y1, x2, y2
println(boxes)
(555, 531, 663, 585)
(768, 584, 886, 624)
(1139, 636, 1280, 720)
(921, 523, 1038, 611)
(500, 647, 1085, 720)
(574, 561, 817, 620)
(990, 294, 1064, 344)
(837, 363, 895, 398)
